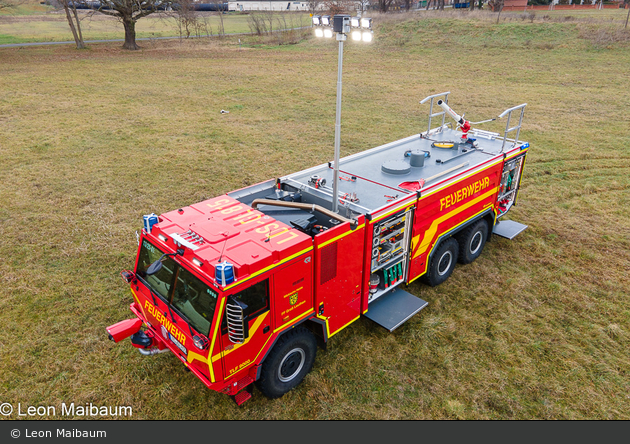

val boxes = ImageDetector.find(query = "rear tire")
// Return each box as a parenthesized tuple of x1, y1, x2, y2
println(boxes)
(256, 327, 317, 399)
(422, 237, 459, 287)
(457, 219, 488, 264)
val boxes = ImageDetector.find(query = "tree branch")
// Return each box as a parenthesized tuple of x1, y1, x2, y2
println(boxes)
(132, 8, 158, 21)
(94, 7, 121, 17)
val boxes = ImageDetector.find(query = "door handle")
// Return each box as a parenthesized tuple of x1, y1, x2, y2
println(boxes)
(263, 326, 270, 334)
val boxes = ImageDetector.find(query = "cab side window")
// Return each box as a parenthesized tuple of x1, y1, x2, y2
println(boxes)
(234, 279, 269, 319)
(222, 279, 269, 333)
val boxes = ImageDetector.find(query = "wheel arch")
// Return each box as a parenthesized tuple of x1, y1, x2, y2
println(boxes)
(428, 208, 495, 265)
(255, 314, 324, 381)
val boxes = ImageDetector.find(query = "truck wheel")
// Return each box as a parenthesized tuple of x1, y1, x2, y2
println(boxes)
(457, 219, 488, 264)
(256, 327, 317, 399)
(422, 237, 459, 287)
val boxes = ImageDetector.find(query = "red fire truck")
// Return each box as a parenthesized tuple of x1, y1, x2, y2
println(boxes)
(107, 93, 529, 405)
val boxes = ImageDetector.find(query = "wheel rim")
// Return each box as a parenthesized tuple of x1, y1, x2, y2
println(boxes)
(437, 251, 453, 276)
(278, 347, 305, 382)
(470, 231, 483, 255)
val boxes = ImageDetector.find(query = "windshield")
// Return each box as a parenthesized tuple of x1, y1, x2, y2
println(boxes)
(137, 240, 176, 300)
(135, 239, 218, 336)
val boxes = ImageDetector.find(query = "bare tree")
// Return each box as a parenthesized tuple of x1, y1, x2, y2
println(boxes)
(427, 0, 444, 10)
(357, 0, 370, 13)
(262, 10, 275, 34)
(324, 0, 350, 14)
(379, 0, 396, 12)
(307, 0, 323, 15)
(0, 0, 25, 9)
(488, 0, 504, 22)
(173, 0, 194, 39)
(625, 0, 629, 29)
(247, 12, 268, 35)
(83, 0, 174, 50)
(403, 0, 412, 10)
(59, 0, 86, 49)
(215, 2, 225, 37)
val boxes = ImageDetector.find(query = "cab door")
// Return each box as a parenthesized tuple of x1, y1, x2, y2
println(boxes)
(218, 276, 273, 380)
(272, 253, 314, 331)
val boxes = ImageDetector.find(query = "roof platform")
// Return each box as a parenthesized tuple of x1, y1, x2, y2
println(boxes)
(281, 127, 525, 215)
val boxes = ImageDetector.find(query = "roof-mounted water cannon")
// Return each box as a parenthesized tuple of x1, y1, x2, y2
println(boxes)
(437, 99, 471, 140)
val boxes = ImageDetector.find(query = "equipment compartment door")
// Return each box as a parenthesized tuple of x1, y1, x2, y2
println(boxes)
(314, 222, 365, 337)
(497, 152, 527, 218)
(367, 207, 414, 304)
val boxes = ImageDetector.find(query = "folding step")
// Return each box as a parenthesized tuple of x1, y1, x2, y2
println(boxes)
(364, 287, 428, 332)
(493, 219, 528, 240)
(233, 390, 252, 406)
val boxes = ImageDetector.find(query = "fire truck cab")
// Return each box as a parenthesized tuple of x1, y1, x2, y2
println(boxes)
(107, 93, 529, 404)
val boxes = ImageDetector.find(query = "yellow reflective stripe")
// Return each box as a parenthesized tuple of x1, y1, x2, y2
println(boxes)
(413, 187, 498, 260)
(206, 297, 225, 381)
(371, 202, 415, 223)
(504, 148, 527, 162)
(328, 315, 360, 338)
(419, 159, 503, 199)
(222, 246, 313, 291)
(316, 315, 331, 338)
(514, 152, 528, 206)
(223, 309, 316, 381)
(211, 311, 269, 363)
(273, 309, 314, 333)
(317, 224, 365, 249)
(408, 204, 495, 286)
(187, 350, 208, 365)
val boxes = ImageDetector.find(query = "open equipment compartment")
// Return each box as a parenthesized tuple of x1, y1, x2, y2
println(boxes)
(368, 207, 414, 303)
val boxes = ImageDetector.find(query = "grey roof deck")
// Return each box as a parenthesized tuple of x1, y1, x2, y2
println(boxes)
(283, 128, 524, 214)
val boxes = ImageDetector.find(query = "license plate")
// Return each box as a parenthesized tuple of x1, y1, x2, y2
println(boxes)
(169, 332, 188, 356)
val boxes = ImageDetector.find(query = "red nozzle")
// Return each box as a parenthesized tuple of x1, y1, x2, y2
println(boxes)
(106, 318, 142, 343)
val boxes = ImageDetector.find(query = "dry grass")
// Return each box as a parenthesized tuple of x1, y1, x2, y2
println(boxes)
(0, 8, 310, 44)
(0, 12, 629, 419)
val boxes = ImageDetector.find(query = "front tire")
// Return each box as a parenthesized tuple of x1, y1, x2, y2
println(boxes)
(457, 219, 488, 264)
(256, 327, 317, 399)
(422, 237, 459, 287)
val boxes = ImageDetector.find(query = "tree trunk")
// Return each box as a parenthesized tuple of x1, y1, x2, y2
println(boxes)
(71, 2, 85, 49)
(123, 18, 139, 50)
(61, 0, 85, 49)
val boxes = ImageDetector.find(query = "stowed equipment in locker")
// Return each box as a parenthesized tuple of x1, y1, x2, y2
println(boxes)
(368, 208, 413, 303)
(497, 153, 525, 217)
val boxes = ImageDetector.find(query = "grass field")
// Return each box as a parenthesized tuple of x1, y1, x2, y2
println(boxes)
(0, 9, 629, 420)
(0, 4, 310, 45)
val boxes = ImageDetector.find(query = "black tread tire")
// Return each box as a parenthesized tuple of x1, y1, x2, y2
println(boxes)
(457, 219, 488, 264)
(422, 237, 459, 287)
(256, 327, 317, 399)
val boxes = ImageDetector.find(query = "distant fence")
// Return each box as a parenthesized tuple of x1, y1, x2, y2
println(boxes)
(68, 2, 228, 11)
(503, 3, 626, 10)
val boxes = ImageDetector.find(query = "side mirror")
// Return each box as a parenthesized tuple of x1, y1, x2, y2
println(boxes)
(120, 270, 136, 283)
(226, 297, 249, 344)
(146, 249, 184, 276)
(146, 259, 163, 276)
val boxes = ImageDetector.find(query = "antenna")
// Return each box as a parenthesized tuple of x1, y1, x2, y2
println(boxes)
(218, 231, 229, 262)
(264, 227, 287, 243)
